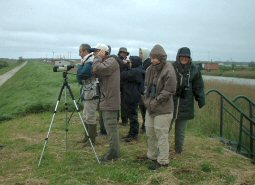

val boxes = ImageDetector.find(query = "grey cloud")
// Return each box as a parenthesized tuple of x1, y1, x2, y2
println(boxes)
(0, 0, 254, 61)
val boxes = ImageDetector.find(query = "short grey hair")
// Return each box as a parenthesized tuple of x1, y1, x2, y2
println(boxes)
(80, 44, 91, 52)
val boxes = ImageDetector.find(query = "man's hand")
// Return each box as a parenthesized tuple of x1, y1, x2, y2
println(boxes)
(95, 50, 106, 58)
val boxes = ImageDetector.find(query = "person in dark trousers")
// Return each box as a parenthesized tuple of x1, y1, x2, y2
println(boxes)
(116, 47, 130, 126)
(172, 47, 205, 154)
(139, 48, 151, 133)
(121, 56, 145, 142)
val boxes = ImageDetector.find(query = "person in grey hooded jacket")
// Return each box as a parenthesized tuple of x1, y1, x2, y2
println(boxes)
(172, 47, 205, 154)
(142, 44, 177, 170)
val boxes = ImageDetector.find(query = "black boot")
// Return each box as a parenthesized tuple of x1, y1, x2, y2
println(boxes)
(85, 124, 97, 146)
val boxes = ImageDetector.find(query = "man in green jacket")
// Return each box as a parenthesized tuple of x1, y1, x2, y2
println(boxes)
(172, 47, 205, 154)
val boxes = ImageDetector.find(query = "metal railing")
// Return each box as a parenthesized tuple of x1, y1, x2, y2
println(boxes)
(206, 89, 255, 162)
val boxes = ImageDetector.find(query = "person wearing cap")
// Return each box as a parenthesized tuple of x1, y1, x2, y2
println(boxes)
(139, 48, 152, 133)
(97, 45, 112, 136)
(116, 47, 130, 126)
(77, 43, 98, 146)
(92, 43, 121, 162)
(121, 56, 145, 142)
(172, 47, 205, 154)
(142, 44, 177, 170)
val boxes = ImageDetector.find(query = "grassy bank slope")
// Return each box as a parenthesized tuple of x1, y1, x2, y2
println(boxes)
(0, 61, 79, 121)
(0, 113, 254, 185)
(0, 60, 22, 75)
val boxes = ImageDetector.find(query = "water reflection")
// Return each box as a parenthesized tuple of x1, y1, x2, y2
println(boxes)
(203, 75, 255, 86)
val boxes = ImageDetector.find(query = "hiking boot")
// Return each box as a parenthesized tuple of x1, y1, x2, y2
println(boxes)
(124, 135, 138, 142)
(140, 126, 145, 134)
(101, 153, 119, 163)
(99, 130, 107, 136)
(148, 161, 168, 170)
(119, 122, 128, 126)
(121, 134, 131, 139)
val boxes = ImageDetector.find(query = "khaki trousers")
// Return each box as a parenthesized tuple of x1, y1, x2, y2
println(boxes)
(145, 111, 173, 165)
(83, 90, 98, 125)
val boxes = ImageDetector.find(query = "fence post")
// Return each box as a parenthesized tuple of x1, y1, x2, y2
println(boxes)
(220, 96, 224, 138)
(249, 103, 254, 159)
(237, 114, 244, 153)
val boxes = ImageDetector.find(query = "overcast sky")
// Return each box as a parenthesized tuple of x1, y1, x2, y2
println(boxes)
(0, 0, 254, 62)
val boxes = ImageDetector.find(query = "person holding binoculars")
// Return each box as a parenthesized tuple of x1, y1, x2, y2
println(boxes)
(142, 44, 177, 170)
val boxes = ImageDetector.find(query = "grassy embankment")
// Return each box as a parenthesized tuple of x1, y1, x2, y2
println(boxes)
(0, 61, 79, 121)
(0, 60, 22, 75)
(0, 61, 255, 184)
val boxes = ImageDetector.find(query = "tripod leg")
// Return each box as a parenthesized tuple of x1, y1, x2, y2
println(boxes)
(66, 86, 84, 127)
(38, 83, 65, 167)
(65, 87, 68, 151)
(66, 84, 101, 164)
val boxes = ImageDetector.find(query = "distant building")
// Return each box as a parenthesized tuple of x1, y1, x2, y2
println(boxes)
(204, 63, 219, 71)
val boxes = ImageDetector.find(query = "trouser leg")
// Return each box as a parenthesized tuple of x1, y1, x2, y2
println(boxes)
(121, 94, 128, 124)
(175, 119, 188, 153)
(154, 113, 172, 165)
(139, 103, 146, 130)
(102, 111, 120, 158)
(127, 104, 139, 137)
(99, 111, 107, 134)
(145, 111, 157, 160)
(82, 99, 98, 142)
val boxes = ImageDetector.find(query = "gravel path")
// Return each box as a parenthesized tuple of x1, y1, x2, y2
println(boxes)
(0, 61, 27, 87)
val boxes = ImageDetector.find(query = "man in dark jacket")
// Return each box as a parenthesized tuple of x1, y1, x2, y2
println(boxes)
(139, 48, 151, 132)
(172, 47, 205, 154)
(92, 43, 121, 162)
(121, 56, 145, 142)
(116, 47, 130, 126)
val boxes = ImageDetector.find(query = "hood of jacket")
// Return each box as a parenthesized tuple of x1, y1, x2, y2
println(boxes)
(130, 56, 142, 68)
(150, 44, 167, 62)
(140, 48, 150, 62)
(176, 47, 192, 74)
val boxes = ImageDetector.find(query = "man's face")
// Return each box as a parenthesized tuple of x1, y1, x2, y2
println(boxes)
(151, 57, 160, 65)
(94, 49, 106, 58)
(180, 56, 190, 65)
(79, 47, 88, 58)
(119, 52, 128, 60)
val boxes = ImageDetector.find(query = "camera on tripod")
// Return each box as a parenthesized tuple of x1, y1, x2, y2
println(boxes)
(53, 64, 74, 72)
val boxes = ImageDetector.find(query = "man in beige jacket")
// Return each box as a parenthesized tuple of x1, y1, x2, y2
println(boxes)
(92, 43, 121, 162)
(143, 44, 177, 170)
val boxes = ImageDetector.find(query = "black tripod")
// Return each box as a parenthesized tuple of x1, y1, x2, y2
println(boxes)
(38, 72, 100, 167)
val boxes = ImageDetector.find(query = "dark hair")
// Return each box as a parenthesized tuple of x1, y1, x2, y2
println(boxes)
(80, 44, 91, 52)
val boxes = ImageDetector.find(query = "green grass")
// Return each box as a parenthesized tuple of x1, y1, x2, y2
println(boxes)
(0, 113, 254, 185)
(0, 61, 80, 121)
(0, 60, 255, 184)
(0, 60, 21, 75)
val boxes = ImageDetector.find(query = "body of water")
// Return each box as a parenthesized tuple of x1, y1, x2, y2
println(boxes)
(203, 75, 255, 87)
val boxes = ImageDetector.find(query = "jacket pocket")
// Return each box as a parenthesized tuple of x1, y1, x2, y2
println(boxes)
(149, 99, 159, 113)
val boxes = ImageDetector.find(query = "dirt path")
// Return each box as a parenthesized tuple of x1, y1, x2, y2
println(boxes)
(0, 61, 27, 87)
